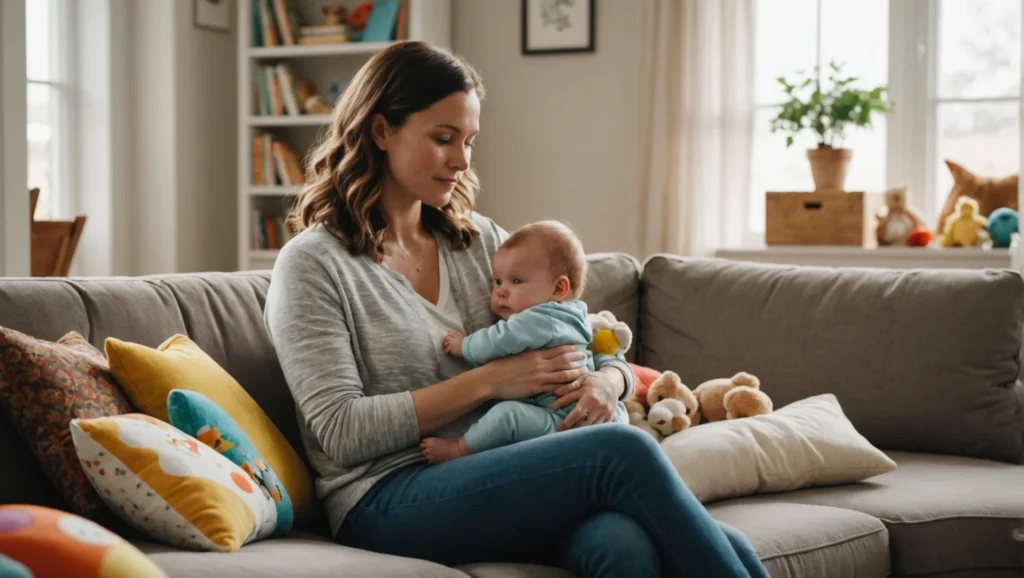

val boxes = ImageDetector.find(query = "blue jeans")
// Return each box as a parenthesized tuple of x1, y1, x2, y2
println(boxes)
(337, 423, 769, 578)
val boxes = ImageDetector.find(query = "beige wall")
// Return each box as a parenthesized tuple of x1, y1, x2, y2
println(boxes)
(452, 0, 646, 258)
(130, 0, 237, 275)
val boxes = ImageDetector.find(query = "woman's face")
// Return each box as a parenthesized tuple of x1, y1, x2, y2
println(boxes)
(374, 89, 481, 208)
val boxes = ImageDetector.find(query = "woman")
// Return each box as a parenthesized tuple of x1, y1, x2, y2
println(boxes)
(264, 41, 769, 578)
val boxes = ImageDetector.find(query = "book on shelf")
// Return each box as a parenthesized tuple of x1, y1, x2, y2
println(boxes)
(251, 209, 296, 251)
(252, 0, 408, 47)
(251, 134, 305, 187)
(255, 63, 321, 117)
(252, 0, 303, 47)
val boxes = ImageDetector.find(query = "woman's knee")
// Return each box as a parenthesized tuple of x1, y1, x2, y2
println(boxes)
(560, 512, 660, 577)
(583, 423, 664, 464)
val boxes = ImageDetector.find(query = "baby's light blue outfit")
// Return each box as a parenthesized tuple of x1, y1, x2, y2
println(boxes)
(461, 300, 629, 453)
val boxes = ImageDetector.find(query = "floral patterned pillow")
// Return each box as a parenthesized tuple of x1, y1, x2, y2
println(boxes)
(0, 328, 134, 518)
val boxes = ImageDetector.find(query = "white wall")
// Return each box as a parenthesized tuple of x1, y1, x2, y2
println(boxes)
(0, 0, 30, 277)
(175, 0, 238, 274)
(128, 1, 238, 275)
(452, 0, 645, 258)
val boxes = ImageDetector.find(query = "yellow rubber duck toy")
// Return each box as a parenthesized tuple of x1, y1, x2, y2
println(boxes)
(940, 195, 989, 248)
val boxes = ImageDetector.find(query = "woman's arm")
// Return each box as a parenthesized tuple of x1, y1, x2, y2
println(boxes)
(266, 244, 590, 466)
(265, 246, 427, 468)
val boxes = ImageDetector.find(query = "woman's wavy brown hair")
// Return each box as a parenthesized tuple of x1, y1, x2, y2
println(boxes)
(289, 41, 485, 261)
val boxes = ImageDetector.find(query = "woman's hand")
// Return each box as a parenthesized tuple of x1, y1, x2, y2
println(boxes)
(551, 366, 626, 431)
(484, 345, 588, 401)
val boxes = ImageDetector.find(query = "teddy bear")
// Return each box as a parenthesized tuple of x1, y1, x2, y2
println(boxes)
(875, 185, 927, 246)
(691, 372, 772, 424)
(321, 4, 347, 26)
(588, 310, 632, 357)
(625, 370, 699, 442)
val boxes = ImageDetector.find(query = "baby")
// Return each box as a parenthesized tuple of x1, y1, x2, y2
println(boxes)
(420, 220, 629, 464)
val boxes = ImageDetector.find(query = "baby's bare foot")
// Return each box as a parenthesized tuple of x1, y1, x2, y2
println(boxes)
(420, 437, 470, 464)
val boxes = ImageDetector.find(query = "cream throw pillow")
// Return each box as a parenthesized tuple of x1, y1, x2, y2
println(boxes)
(660, 393, 897, 503)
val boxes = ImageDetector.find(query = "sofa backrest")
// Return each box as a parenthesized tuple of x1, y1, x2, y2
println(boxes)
(0, 253, 643, 512)
(0, 271, 302, 509)
(639, 255, 1024, 464)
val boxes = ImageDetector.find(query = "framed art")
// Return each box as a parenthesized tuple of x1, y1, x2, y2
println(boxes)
(195, 0, 231, 32)
(521, 0, 596, 55)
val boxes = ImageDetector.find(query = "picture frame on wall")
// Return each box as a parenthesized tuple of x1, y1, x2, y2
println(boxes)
(194, 0, 231, 32)
(521, 0, 595, 55)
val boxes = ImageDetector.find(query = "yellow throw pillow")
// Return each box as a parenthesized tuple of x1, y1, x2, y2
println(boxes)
(104, 334, 314, 524)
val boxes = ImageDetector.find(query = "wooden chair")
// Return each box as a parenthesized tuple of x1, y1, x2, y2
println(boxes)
(29, 188, 87, 277)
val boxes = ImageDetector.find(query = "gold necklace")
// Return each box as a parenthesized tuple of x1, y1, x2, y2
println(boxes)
(389, 243, 425, 273)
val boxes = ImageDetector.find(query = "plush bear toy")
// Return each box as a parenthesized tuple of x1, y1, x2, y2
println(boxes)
(624, 370, 698, 442)
(647, 371, 699, 437)
(692, 372, 772, 424)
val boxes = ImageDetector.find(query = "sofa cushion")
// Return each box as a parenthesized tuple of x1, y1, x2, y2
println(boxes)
(134, 533, 467, 578)
(758, 450, 1024, 576)
(661, 393, 896, 504)
(640, 256, 1024, 463)
(707, 500, 890, 578)
(580, 253, 642, 363)
(0, 328, 134, 519)
(0, 273, 308, 521)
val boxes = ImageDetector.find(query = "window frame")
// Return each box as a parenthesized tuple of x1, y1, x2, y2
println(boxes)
(751, 0, 1021, 244)
(26, 0, 76, 219)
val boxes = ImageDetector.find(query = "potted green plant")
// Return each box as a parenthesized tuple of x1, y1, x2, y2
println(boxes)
(770, 60, 894, 192)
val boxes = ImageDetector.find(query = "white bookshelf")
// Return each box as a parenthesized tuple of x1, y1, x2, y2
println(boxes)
(237, 0, 452, 271)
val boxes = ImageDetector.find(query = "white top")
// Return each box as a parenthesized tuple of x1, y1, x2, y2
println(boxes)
(417, 246, 465, 334)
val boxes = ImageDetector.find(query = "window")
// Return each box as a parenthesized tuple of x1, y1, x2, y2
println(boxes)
(933, 0, 1020, 210)
(749, 0, 1021, 238)
(26, 0, 73, 221)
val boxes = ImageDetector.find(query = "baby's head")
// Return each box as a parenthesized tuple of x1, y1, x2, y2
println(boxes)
(490, 220, 586, 320)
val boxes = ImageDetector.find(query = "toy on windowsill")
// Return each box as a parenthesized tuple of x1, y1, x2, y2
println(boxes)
(986, 208, 1019, 249)
(939, 196, 990, 248)
(875, 186, 927, 246)
(935, 159, 1018, 235)
(906, 227, 933, 247)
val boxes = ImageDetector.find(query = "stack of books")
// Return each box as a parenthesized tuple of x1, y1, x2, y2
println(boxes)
(251, 210, 296, 250)
(251, 134, 305, 187)
(254, 63, 321, 117)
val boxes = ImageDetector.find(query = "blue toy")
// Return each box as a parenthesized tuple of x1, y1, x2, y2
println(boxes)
(986, 207, 1019, 248)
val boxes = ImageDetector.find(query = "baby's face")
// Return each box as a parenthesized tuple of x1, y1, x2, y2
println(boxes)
(490, 241, 559, 321)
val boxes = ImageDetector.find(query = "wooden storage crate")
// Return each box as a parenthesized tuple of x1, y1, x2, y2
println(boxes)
(765, 191, 882, 247)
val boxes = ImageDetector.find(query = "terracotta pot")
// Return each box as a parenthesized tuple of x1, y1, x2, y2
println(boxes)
(806, 147, 853, 192)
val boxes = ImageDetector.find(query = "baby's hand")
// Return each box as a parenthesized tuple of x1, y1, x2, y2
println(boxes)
(443, 331, 466, 357)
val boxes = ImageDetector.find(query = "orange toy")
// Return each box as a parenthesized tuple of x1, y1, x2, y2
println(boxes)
(906, 226, 933, 247)
(346, 2, 373, 31)
(628, 362, 662, 406)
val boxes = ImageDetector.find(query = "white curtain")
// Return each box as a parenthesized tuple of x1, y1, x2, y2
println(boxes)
(638, 0, 756, 257)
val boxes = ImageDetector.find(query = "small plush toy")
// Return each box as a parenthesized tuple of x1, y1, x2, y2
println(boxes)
(588, 310, 632, 357)
(906, 226, 933, 247)
(936, 159, 1018, 235)
(875, 186, 927, 246)
(987, 207, 1019, 248)
(692, 372, 772, 424)
(940, 195, 989, 248)
(627, 363, 662, 404)
(321, 4, 347, 26)
(625, 370, 699, 442)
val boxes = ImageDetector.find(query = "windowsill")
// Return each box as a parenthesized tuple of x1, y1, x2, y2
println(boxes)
(714, 246, 1016, 270)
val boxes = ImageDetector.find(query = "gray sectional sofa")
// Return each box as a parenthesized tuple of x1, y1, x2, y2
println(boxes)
(1, 252, 1022, 577)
